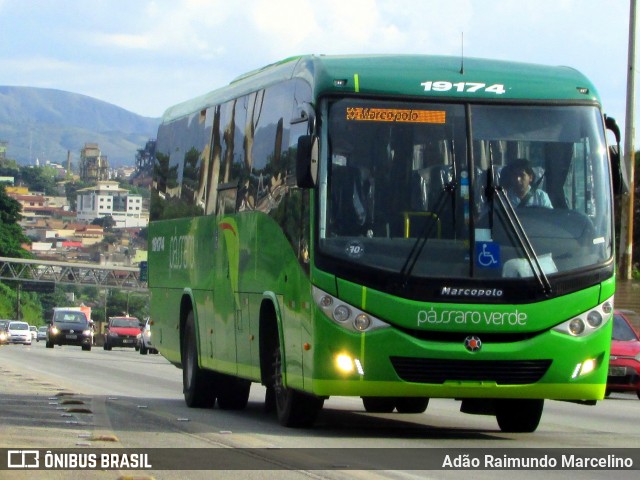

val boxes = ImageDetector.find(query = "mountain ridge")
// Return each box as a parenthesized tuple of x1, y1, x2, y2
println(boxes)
(0, 86, 160, 168)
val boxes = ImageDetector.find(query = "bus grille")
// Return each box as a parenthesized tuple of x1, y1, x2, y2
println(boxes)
(390, 357, 552, 385)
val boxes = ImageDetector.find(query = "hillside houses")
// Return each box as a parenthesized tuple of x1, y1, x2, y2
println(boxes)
(10, 192, 72, 219)
(76, 181, 147, 228)
(6, 182, 148, 267)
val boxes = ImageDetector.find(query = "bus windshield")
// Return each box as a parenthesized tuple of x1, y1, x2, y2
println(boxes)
(318, 98, 612, 282)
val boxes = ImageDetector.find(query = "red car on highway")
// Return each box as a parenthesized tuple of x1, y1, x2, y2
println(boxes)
(103, 316, 142, 350)
(607, 309, 640, 399)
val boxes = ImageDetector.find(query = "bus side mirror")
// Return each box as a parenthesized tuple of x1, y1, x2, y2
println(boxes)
(605, 115, 628, 195)
(608, 144, 626, 195)
(296, 135, 318, 188)
(605, 115, 620, 144)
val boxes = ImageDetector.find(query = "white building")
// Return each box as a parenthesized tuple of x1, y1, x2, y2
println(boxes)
(76, 181, 147, 228)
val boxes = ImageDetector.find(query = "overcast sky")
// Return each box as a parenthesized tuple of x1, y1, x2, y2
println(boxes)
(0, 0, 635, 143)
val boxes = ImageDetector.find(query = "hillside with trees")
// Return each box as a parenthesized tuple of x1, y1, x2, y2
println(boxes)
(0, 86, 159, 167)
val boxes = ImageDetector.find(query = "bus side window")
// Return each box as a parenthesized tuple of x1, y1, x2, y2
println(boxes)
(216, 182, 238, 216)
(330, 164, 367, 236)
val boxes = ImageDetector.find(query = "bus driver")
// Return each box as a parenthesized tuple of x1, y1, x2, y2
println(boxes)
(502, 158, 553, 208)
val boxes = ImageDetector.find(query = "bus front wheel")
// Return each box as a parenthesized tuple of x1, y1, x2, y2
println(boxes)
(395, 397, 429, 414)
(495, 399, 544, 433)
(272, 345, 323, 427)
(182, 311, 216, 408)
(362, 397, 395, 413)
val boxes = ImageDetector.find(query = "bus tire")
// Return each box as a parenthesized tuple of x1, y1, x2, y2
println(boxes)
(272, 345, 323, 428)
(395, 397, 429, 414)
(216, 374, 251, 410)
(495, 399, 544, 433)
(264, 386, 276, 413)
(362, 397, 396, 413)
(182, 311, 216, 408)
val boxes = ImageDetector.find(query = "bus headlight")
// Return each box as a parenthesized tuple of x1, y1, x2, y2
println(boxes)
(313, 286, 390, 333)
(586, 311, 602, 327)
(333, 305, 351, 323)
(354, 314, 371, 331)
(569, 318, 585, 335)
(319, 295, 333, 308)
(553, 296, 613, 337)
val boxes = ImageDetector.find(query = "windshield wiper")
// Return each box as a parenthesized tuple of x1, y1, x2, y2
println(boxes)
(399, 141, 458, 286)
(484, 146, 552, 295)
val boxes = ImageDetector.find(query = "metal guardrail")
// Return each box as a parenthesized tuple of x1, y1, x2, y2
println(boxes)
(0, 256, 147, 291)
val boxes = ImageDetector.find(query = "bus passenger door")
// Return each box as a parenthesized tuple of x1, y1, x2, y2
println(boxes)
(235, 294, 257, 378)
(212, 221, 239, 374)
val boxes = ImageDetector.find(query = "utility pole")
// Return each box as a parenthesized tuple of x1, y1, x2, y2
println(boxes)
(620, 0, 637, 279)
(16, 283, 22, 321)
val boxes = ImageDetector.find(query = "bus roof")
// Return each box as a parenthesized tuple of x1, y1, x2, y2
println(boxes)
(161, 54, 601, 123)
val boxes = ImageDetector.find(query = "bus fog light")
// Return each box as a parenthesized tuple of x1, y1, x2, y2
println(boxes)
(581, 358, 596, 375)
(572, 358, 597, 379)
(333, 305, 351, 323)
(354, 358, 365, 375)
(602, 301, 613, 314)
(586, 311, 602, 327)
(571, 363, 582, 379)
(569, 318, 585, 335)
(354, 314, 371, 331)
(336, 354, 354, 373)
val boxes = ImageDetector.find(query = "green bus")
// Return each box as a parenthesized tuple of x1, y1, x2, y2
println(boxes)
(148, 54, 624, 432)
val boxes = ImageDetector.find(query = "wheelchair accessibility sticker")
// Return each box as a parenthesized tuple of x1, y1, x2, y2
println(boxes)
(476, 241, 500, 269)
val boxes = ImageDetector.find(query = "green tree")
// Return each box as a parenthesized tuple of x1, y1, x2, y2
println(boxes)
(118, 181, 150, 199)
(92, 215, 116, 230)
(38, 287, 74, 322)
(0, 158, 20, 175)
(0, 185, 31, 258)
(0, 282, 44, 324)
(17, 165, 60, 195)
(106, 290, 149, 320)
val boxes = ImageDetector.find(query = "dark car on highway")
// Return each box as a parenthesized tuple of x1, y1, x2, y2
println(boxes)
(46, 309, 93, 351)
(0, 319, 10, 345)
(607, 310, 640, 399)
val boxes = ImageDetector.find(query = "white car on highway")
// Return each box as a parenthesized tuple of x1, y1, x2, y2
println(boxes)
(8, 321, 32, 345)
